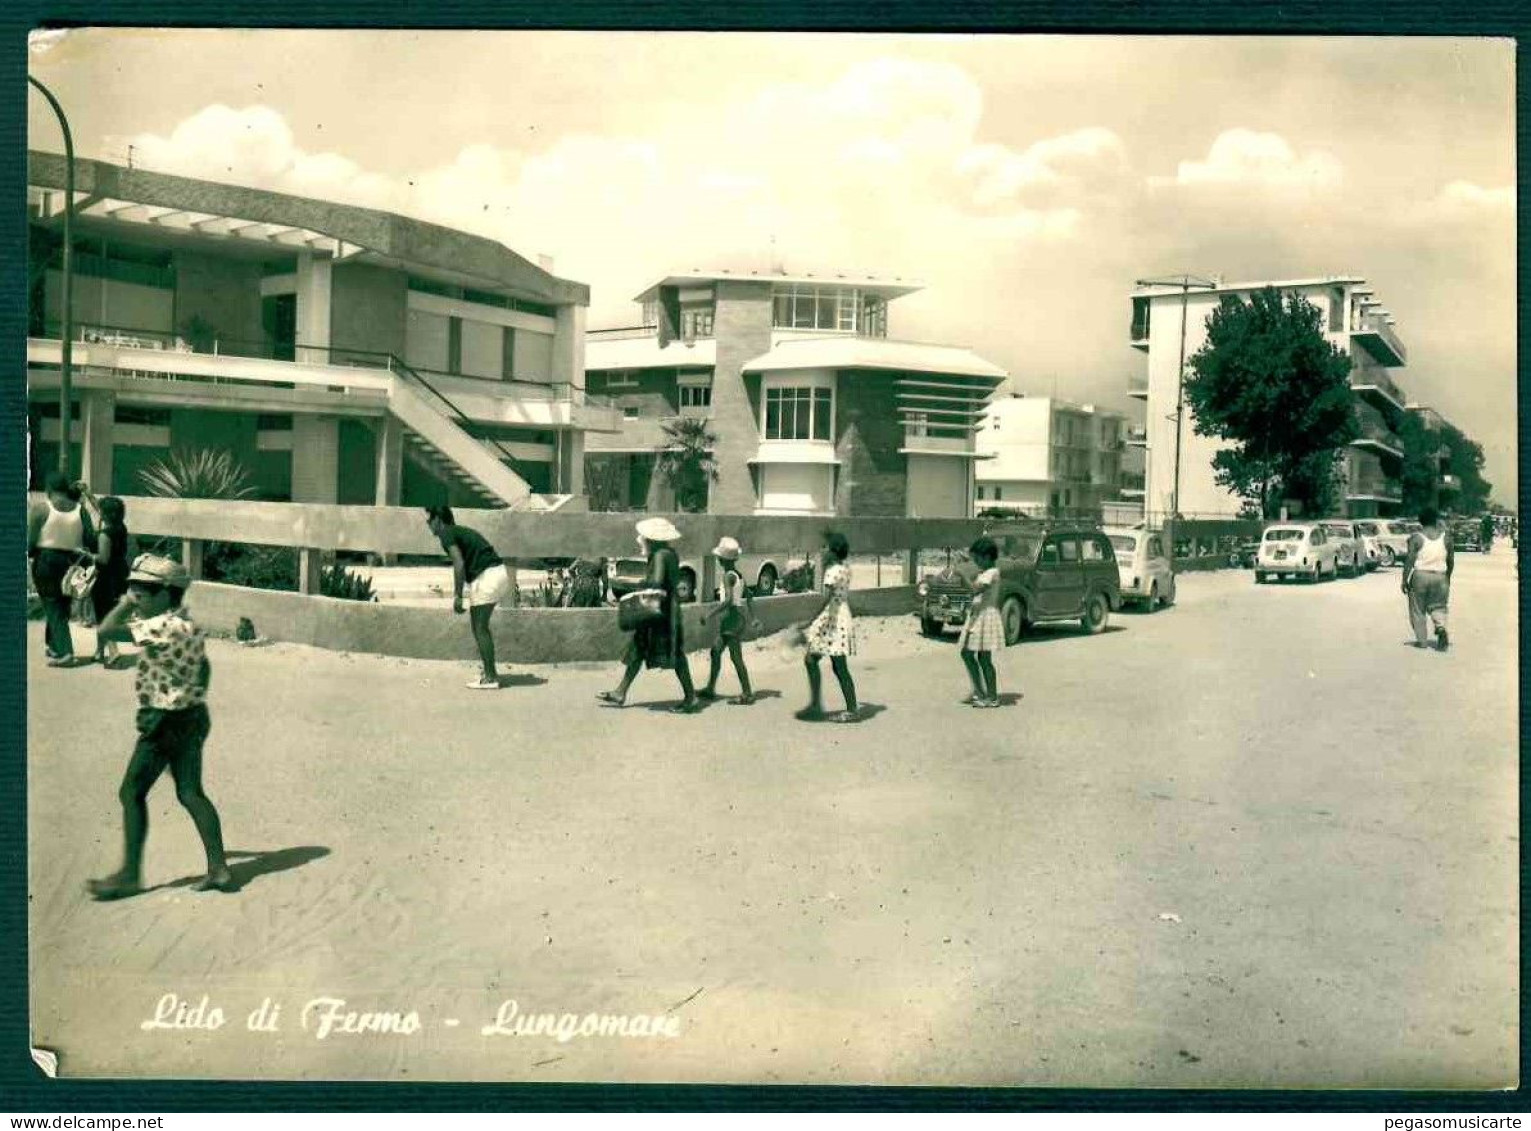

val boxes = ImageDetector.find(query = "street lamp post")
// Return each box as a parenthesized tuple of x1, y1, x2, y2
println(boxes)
(29, 75, 75, 478)
(1134, 274, 1217, 547)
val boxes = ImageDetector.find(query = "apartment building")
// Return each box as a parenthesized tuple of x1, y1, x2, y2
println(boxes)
(27, 151, 619, 510)
(973, 394, 1125, 516)
(1127, 276, 1408, 519)
(582, 270, 1007, 517)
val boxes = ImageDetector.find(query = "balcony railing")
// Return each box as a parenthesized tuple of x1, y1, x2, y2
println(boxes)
(1351, 313, 1407, 366)
(1347, 469, 1402, 501)
(1125, 426, 1148, 446)
(1349, 364, 1405, 411)
(36, 322, 613, 409)
(1351, 402, 1403, 459)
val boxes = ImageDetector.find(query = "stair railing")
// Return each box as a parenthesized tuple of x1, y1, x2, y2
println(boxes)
(380, 353, 531, 488)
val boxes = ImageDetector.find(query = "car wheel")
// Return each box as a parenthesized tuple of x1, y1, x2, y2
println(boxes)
(1001, 595, 1025, 646)
(1147, 581, 1160, 611)
(1163, 577, 1176, 606)
(920, 616, 945, 638)
(755, 565, 778, 597)
(676, 569, 696, 604)
(1081, 592, 1109, 635)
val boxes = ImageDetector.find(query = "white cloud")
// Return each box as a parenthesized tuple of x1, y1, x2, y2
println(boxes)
(1435, 179, 1514, 211)
(121, 62, 1146, 326)
(1153, 129, 1343, 193)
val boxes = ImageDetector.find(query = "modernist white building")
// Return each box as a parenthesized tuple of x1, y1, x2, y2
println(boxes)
(584, 270, 1007, 517)
(1128, 276, 1409, 520)
(974, 395, 1125, 516)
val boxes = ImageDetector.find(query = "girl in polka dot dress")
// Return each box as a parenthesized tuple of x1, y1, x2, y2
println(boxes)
(958, 536, 1005, 707)
(800, 531, 859, 722)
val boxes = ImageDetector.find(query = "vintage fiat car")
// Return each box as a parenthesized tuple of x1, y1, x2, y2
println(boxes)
(1254, 522, 1342, 583)
(1104, 526, 1176, 611)
(915, 519, 1122, 644)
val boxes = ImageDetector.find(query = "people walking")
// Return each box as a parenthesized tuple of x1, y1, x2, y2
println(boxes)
(1403, 506, 1454, 651)
(1480, 512, 1495, 554)
(87, 554, 233, 901)
(425, 506, 512, 689)
(81, 490, 132, 666)
(599, 517, 700, 712)
(958, 536, 1006, 707)
(799, 531, 859, 723)
(28, 472, 94, 666)
(700, 536, 760, 705)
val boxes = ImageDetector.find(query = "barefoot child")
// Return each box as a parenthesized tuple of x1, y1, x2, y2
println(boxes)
(958, 536, 1004, 707)
(800, 531, 860, 723)
(87, 554, 233, 900)
(701, 537, 761, 705)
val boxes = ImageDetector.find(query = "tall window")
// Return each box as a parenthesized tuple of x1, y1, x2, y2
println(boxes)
(679, 385, 712, 408)
(764, 387, 833, 440)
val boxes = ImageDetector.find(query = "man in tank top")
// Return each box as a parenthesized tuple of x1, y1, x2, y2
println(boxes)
(1402, 506, 1454, 651)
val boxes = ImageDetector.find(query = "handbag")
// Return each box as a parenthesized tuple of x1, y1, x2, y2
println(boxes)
(61, 556, 98, 600)
(618, 587, 665, 632)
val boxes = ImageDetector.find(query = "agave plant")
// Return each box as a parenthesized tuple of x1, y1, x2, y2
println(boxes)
(138, 448, 256, 500)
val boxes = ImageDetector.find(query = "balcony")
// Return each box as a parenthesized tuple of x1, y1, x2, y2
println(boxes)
(1125, 425, 1148, 448)
(1129, 298, 1151, 352)
(1349, 365, 1406, 413)
(1346, 468, 1402, 503)
(27, 333, 621, 433)
(1350, 403, 1403, 460)
(1351, 313, 1407, 367)
(1128, 371, 1149, 400)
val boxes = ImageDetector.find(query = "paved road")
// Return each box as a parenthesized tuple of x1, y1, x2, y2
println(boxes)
(28, 554, 1518, 1086)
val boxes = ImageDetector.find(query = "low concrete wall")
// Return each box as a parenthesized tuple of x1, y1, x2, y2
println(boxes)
(186, 581, 917, 663)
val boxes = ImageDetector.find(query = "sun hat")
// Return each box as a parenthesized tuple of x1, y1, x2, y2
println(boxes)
(128, 553, 192, 588)
(712, 536, 741, 560)
(635, 517, 682, 543)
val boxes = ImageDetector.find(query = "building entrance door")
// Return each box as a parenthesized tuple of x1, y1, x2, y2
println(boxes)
(262, 294, 297, 361)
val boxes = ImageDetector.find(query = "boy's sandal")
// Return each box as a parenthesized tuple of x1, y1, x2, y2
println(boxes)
(466, 678, 500, 690)
(194, 873, 240, 893)
(670, 700, 703, 714)
(596, 691, 626, 707)
(830, 710, 860, 723)
(730, 694, 757, 705)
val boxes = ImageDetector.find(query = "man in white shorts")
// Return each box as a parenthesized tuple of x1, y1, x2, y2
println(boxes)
(426, 506, 511, 689)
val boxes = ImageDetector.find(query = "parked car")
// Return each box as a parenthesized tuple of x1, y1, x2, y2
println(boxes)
(1450, 522, 1482, 554)
(608, 549, 811, 603)
(1104, 526, 1175, 611)
(1319, 521, 1364, 576)
(1228, 538, 1262, 569)
(916, 519, 1121, 643)
(1254, 523, 1342, 583)
(1355, 520, 1409, 568)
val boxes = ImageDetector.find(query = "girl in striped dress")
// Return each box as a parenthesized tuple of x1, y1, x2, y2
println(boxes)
(958, 536, 1004, 708)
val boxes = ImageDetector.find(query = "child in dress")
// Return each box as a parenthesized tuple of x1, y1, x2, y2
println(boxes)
(800, 532, 859, 723)
(701, 537, 761, 704)
(958, 536, 1004, 707)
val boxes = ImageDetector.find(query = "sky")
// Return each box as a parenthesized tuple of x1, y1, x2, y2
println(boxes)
(27, 30, 1518, 498)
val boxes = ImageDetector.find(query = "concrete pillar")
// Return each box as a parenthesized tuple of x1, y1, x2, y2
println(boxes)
(904, 548, 919, 585)
(294, 252, 333, 365)
(551, 302, 586, 399)
(298, 549, 324, 596)
(183, 539, 205, 580)
(79, 389, 116, 494)
(558, 429, 586, 495)
(292, 415, 340, 504)
(375, 416, 403, 507)
(701, 554, 718, 604)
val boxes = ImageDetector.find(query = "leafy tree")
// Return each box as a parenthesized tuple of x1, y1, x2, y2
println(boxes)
(655, 416, 719, 513)
(1396, 411, 1441, 514)
(1439, 423, 1492, 514)
(1183, 287, 1357, 518)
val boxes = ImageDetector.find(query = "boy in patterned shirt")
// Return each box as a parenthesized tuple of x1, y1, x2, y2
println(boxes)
(87, 554, 233, 900)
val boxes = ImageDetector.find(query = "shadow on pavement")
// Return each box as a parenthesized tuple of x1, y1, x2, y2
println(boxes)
(497, 673, 548, 689)
(160, 845, 332, 895)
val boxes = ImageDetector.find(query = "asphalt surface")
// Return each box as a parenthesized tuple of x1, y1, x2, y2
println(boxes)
(28, 553, 1518, 1086)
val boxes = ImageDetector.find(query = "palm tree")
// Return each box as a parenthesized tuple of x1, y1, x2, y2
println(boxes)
(138, 447, 256, 500)
(655, 417, 719, 513)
